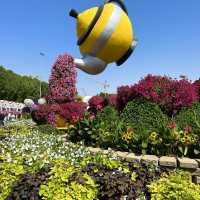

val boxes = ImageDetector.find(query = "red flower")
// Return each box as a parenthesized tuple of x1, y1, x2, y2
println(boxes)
(184, 125, 192, 133)
(167, 121, 177, 129)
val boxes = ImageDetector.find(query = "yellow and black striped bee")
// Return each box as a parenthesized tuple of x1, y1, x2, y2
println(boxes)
(69, 0, 137, 75)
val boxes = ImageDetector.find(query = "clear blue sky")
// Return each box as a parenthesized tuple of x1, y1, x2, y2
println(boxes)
(0, 0, 200, 96)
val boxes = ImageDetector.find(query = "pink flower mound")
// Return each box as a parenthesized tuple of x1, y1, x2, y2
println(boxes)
(88, 96, 106, 113)
(34, 102, 87, 125)
(117, 85, 135, 111)
(60, 102, 87, 123)
(48, 54, 77, 103)
(117, 74, 199, 114)
(107, 94, 117, 108)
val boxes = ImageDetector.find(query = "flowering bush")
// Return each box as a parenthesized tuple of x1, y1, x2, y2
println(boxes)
(32, 102, 87, 126)
(88, 96, 106, 114)
(31, 105, 49, 125)
(48, 54, 77, 103)
(106, 94, 117, 108)
(88, 95, 117, 114)
(59, 102, 87, 123)
(117, 86, 133, 111)
(117, 74, 198, 115)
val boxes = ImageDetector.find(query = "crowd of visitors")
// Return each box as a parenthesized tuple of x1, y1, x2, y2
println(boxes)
(0, 100, 25, 126)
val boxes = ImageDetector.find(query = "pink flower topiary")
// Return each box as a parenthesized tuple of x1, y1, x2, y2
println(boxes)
(48, 54, 77, 103)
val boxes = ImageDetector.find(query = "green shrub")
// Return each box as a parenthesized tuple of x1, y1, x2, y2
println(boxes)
(175, 102, 200, 133)
(149, 170, 200, 200)
(120, 99, 169, 154)
(121, 98, 168, 134)
(0, 163, 24, 200)
(93, 106, 125, 148)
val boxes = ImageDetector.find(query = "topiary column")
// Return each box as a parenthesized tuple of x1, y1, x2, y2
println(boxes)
(47, 54, 77, 104)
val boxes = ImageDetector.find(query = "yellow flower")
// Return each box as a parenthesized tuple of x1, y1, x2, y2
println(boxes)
(68, 124, 75, 129)
(149, 132, 158, 141)
(122, 129, 135, 143)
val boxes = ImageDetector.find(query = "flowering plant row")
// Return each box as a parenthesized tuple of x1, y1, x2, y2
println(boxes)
(117, 74, 199, 115)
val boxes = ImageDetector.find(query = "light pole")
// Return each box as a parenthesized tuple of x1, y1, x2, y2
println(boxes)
(39, 52, 45, 98)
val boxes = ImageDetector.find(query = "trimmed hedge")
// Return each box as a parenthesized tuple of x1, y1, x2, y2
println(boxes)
(121, 98, 169, 134)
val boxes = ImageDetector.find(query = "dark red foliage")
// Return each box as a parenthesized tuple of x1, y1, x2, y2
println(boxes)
(47, 54, 77, 103)
(6, 167, 50, 200)
(117, 74, 199, 115)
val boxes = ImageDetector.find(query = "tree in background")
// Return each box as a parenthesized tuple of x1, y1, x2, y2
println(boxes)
(0, 66, 48, 102)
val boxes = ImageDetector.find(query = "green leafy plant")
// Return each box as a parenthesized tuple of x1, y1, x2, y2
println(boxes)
(93, 106, 126, 148)
(0, 163, 24, 200)
(175, 102, 200, 133)
(68, 106, 126, 149)
(149, 170, 200, 200)
(0, 124, 33, 137)
(35, 124, 60, 135)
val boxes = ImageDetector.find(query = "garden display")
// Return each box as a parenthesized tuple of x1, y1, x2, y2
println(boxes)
(31, 54, 87, 128)
(18, 49, 199, 198)
(1, 124, 200, 199)
(67, 74, 200, 158)
(1, 0, 200, 199)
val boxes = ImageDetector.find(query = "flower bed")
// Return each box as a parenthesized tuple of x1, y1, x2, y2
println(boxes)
(1, 124, 200, 199)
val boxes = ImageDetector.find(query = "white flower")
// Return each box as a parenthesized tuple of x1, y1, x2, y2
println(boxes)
(38, 98, 46, 105)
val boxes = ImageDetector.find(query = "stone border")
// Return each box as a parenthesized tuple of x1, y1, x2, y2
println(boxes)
(87, 147, 200, 184)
